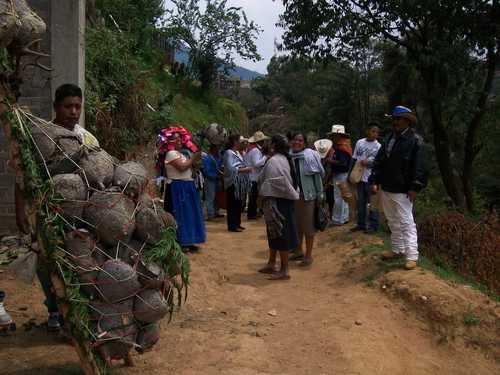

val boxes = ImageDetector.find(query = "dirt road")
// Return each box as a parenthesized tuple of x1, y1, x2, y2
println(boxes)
(1, 218, 499, 374)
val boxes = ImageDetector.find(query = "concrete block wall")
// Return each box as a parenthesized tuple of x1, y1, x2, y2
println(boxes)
(0, 0, 85, 235)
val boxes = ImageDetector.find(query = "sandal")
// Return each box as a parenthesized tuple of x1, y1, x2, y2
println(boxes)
(258, 265, 276, 274)
(289, 252, 305, 261)
(298, 258, 313, 267)
(268, 272, 291, 281)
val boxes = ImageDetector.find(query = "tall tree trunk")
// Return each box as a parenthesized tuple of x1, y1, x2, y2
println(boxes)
(427, 98, 466, 209)
(462, 42, 500, 211)
(419, 65, 466, 209)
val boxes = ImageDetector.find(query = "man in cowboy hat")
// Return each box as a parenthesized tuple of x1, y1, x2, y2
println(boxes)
(314, 139, 333, 159)
(245, 131, 270, 220)
(369, 106, 427, 270)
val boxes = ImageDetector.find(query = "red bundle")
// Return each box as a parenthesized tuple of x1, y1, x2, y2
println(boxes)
(157, 125, 198, 153)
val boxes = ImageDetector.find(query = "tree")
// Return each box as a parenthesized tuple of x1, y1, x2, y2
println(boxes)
(251, 55, 386, 137)
(95, 0, 164, 49)
(163, 0, 261, 90)
(280, 0, 500, 211)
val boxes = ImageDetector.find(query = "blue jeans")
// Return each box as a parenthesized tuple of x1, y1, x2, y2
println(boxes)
(356, 182, 379, 230)
(204, 178, 218, 219)
(332, 173, 349, 224)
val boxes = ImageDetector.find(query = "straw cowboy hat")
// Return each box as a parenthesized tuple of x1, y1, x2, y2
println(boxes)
(240, 135, 249, 143)
(327, 124, 350, 137)
(314, 139, 333, 158)
(248, 131, 269, 143)
(389, 105, 418, 124)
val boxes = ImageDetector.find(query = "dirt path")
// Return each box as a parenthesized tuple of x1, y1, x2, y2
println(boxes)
(1, 218, 499, 375)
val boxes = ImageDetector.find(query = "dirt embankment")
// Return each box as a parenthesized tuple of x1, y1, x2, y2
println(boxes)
(338, 233, 500, 363)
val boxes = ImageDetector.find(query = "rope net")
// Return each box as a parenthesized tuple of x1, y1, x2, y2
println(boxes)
(11, 106, 189, 367)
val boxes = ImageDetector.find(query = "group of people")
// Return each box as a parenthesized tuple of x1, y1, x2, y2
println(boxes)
(0, 98, 427, 330)
(162, 104, 426, 281)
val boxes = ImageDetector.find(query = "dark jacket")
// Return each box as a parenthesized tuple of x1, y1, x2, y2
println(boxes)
(369, 129, 427, 193)
(330, 148, 352, 174)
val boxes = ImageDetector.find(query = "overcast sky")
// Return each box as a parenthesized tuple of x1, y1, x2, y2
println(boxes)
(164, 0, 285, 74)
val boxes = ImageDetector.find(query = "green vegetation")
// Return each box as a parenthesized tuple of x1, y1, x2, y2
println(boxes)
(145, 227, 190, 308)
(463, 309, 482, 326)
(85, 0, 248, 158)
(163, 0, 261, 90)
(278, 0, 500, 212)
(357, 233, 499, 301)
(359, 238, 391, 257)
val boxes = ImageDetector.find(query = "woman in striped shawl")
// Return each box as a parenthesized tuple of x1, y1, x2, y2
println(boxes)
(223, 134, 252, 232)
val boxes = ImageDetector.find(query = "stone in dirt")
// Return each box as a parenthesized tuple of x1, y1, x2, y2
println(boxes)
(83, 191, 136, 247)
(1, 236, 18, 247)
(267, 309, 278, 317)
(52, 174, 87, 222)
(113, 162, 148, 197)
(79, 149, 114, 191)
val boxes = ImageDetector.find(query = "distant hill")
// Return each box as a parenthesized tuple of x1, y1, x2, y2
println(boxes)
(174, 49, 264, 80)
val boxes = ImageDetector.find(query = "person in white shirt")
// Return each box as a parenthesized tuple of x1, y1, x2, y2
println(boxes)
(350, 124, 381, 233)
(53, 84, 99, 148)
(164, 132, 206, 251)
(29, 83, 101, 333)
(245, 131, 269, 220)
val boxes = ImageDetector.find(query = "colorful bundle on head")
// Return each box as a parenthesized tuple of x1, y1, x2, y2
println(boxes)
(157, 126, 198, 153)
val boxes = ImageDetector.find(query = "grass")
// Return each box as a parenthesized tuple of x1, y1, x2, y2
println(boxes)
(463, 311, 482, 326)
(172, 93, 247, 132)
(151, 70, 248, 133)
(357, 233, 500, 301)
(361, 257, 406, 287)
(359, 237, 391, 256)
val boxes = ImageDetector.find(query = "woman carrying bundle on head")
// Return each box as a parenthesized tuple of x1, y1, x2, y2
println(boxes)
(258, 135, 300, 280)
(163, 131, 206, 252)
(223, 134, 252, 232)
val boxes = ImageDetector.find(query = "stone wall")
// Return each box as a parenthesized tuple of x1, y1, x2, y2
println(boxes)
(0, 0, 85, 235)
(0, 128, 17, 235)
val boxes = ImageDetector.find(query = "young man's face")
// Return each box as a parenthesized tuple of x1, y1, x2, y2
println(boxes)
(366, 127, 379, 141)
(54, 96, 82, 130)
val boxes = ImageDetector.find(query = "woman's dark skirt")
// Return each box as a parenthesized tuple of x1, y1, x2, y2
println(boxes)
(267, 198, 299, 251)
(164, 180, 206, 246)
